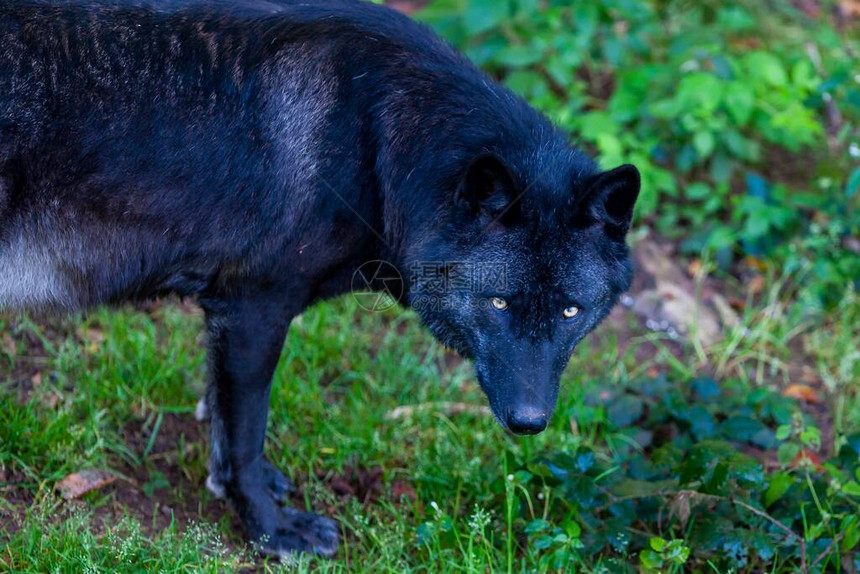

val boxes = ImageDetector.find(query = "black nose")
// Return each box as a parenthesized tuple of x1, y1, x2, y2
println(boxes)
(507, 408, 548, 435)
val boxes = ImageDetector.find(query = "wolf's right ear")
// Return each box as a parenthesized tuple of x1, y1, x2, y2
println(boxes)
(455, 155, 519, 223)
(580, 164, 640, 235)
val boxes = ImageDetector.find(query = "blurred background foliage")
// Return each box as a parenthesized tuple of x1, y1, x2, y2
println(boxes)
(418, 0, 860, 310)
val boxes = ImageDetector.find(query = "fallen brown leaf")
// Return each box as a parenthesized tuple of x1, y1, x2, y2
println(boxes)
(782, 384, 821, 404)
(56, 469, 117, 500)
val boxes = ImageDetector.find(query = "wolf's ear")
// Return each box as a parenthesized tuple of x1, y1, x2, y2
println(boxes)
(456, 155, 519, 222)
(580, 164, 640, 235)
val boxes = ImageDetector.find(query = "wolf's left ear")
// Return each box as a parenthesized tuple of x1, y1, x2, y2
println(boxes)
(455, 155, 520, 223)
(580, 164, 641, 235)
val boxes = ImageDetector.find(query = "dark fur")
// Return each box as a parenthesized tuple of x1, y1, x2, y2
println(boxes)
(0, 0, 640, 557)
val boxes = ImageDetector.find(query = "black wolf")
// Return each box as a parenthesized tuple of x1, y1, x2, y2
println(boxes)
(0, 0, 640, 557)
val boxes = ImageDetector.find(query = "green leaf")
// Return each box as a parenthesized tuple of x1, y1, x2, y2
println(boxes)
(843, 481, 860, 496)
(677, 73, 724, 112)
(665, 540, 691, 564)
(705, 460, 730, 493)
(763, 471, 794, 507)
(791, 60, 817, 89)
(608, 394, 644, 428)
(717, 6, 755, 30)
(640, 550, 662, 568)
(775, 425, 792, 441)
(693, 131, 716, 158)
(724, 130, 756, 160)
(689, 405, 716, 440)
(596, 133, 624, 165)
(841, 515, 860, 552)
(745, 51, 788, 87)
(705, 226, 736, 250)
(847, 167, 860, 199)
(721, 416, 767, 442)
(725, 82, 756, 125)
(577, 111, 620, 141)
(685, 182, 711, 201)
(573, 448, 595, 473)
(525, 519, 549, 534)
(504, 70, 547, 97)
(545, 57, 575, 88)
(495, 44, 544, 67)
(649, 537, 667, 552)
(514, 470, 533, 484)
(533, 534, 554, 550)
(800, 426, 821, 449)
(649, 98, 679, 119)
(728, 453, 765, 487)
(563, 520, 581, 539)
(692, 377, 721, 400)
(464, 0, 509, 35)
(777, 443, 801, 466)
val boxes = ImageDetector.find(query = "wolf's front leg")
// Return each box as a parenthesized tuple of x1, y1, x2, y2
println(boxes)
(201, 295, 339, 558)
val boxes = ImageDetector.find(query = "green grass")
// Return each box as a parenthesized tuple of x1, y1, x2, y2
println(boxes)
(1, 280, 858, 572)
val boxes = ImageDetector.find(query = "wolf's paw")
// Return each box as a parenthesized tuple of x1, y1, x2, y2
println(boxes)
(206, 460, 294, 503)
(257, 507, 339, 558)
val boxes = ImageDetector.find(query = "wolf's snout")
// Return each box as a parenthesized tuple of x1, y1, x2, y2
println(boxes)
(506, 407, 548, 435)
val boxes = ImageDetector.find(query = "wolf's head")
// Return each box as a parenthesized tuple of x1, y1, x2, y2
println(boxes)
(403, 150, 639, 435)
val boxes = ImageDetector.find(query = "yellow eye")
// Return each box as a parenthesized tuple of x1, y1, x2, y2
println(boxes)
(562, 306, 579, 319)
(491, 297, 508, 311)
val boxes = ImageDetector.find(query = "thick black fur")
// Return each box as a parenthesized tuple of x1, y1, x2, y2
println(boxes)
(0, 0, 640, 558)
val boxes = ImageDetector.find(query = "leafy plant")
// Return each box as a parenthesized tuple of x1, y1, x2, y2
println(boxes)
(640, 537, 690, 572)
(419, 0, 860, 308)
(513, 375, 860, 572)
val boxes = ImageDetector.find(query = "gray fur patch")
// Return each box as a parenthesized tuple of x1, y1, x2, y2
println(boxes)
(195, 396, 210, 421)
(261, 44, 338, 223)
(205, 474, 227, 499)
(205, 351, 232, 489)
(0, 234, 70, 310)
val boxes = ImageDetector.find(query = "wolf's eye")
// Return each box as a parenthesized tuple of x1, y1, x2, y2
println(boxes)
(491, 297, 508, 311)
(562, 306, 580, 319)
